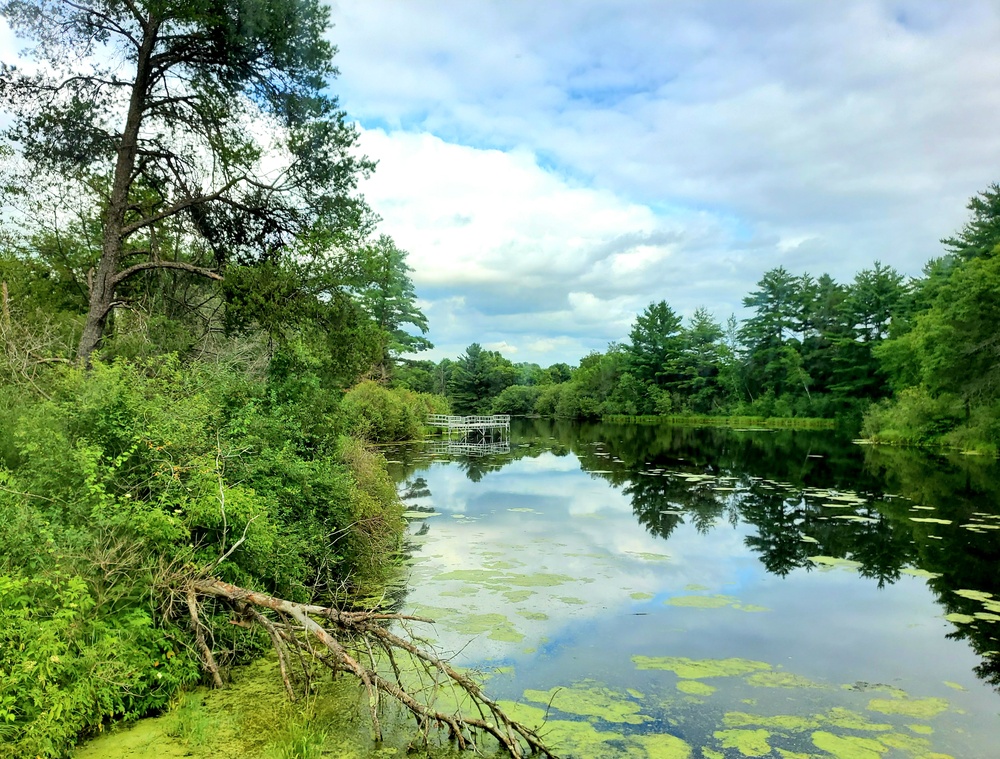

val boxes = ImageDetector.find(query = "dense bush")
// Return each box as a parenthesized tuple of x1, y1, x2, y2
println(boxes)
(491, 384, 541, 415)
(0, 359, 407, 757)
(341, 380, 449, 442)
(861, 387, 961, 446)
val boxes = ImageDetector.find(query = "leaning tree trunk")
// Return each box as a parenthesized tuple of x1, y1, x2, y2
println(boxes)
(183, 577, 558, 759)
(76, 14, 160, 364)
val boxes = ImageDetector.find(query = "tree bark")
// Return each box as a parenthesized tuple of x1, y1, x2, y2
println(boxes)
(77, 12, 161, 363)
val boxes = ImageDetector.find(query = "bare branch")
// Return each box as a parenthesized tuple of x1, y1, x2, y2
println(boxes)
(111, 260, 223, 287)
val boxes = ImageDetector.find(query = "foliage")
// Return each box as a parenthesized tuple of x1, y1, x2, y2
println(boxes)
(0, 0, 375, 360)
(448, 343, 518, 414)
(354, 235, 433, 371)
(341, 380, 449, 443)
(491, 384, 542, 415)
(0, 358, 407, 757)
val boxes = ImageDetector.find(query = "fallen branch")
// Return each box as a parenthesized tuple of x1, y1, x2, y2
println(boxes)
(189, 578, 557, 758)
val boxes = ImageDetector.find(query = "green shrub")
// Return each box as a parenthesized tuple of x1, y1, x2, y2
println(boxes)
(491, 384, 541, 415)
(341, 380, 449, 442)
(861, 387, 961, 445)
(0, 357, 408, 756)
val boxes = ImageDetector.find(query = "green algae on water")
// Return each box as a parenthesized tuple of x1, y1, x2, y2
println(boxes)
(630, 591, 655, 600)
(713, 728, 772, 757)
(676, 680, 716, 696)
(808, 555, 862, 571)
(523, 681, 652, 725)
(944, 613, 976, 624)
(632, 732, 693, 758)
(866, 696, 949, 719)
(746, 671, 823, 689)
(632, 655, 771, 679)
(811, 731, 886, 759)
(449, 613, 524, 642)
(723, 711, 820, 732)
(665, 594, 735, 609)
(823, 707, 892, 732)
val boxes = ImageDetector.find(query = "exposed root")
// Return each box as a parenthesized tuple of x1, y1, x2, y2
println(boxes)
(190, 578, 557, 758)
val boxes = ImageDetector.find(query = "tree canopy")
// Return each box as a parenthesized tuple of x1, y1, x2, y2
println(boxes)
(0, 0, 373, 360)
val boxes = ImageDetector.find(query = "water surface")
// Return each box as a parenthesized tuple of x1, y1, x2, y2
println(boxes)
(385, 419, 1000, 759)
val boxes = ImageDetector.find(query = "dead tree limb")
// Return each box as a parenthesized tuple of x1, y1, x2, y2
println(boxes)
(186, 587, 224, 689)
(190, 578, 558, 758)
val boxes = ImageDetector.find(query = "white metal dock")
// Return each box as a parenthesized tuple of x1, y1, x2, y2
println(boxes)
(426, 414, 510, 444)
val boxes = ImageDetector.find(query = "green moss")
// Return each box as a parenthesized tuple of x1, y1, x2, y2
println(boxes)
(866, 697, 949, 719)
(676, 680, 716, 696)
(811, 731, 887, 759)
(632, 655, 771, 679)
(713, 728, 772, 756)
(907, 724, 933, 735)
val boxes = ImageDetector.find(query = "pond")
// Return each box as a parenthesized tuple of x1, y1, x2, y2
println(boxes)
(383, 418, 1000, 759)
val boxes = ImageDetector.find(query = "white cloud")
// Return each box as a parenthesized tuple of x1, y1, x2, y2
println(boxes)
(331, 2, 1000, 365)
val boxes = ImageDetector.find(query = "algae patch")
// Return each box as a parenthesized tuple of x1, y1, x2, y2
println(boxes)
(746, 671, 824, 689)
(866, 696, 949, 719)
(811, 731, 887, 759)
(713, 728, 772, 756)
(665, 594, 734, 609)
(523, 681, 652, 725)
(676, 680, 716, 696)
(632, 655, 771, 679)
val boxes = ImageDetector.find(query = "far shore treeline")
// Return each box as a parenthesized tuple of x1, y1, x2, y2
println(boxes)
(395, 185, 1000, 455)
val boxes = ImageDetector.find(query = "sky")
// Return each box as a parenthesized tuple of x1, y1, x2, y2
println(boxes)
(325, 0, 1000, 366)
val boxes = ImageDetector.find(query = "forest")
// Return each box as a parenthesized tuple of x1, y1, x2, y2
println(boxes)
(397, 186, 1000, 455)
(0, 0, 999, 757)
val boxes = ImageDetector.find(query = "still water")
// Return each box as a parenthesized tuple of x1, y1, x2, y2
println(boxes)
(383, 419, 1000, 759)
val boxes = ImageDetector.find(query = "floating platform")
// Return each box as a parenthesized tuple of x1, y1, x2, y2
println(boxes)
(426, 414, 510, 444)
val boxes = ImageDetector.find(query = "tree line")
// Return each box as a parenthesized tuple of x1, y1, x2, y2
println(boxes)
(395, 185, 1000, 453)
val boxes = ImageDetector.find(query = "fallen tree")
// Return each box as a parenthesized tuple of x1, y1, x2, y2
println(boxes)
(181, 577, 558, 759)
